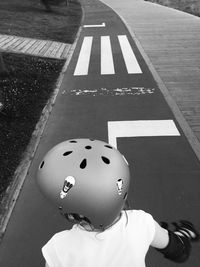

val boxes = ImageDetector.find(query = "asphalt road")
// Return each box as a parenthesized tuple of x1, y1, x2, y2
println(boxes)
(0, 0, 199, 266)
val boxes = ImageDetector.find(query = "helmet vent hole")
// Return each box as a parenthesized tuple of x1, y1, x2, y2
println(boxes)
(80, 159, 87, 169)
(104, 145, 113, 149)
(85, 146, 92, 150)
(63, 151, 73, 156)
(40, 161, 44, 169)
(69, 140, 77, 143)
(101, 156, 110, 164)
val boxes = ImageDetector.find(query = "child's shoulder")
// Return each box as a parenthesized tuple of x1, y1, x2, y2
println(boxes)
(52, 223, 85, 241)
(51, 228, 72, 242)
(122, 209, 155, 236)
(124, 209, 150, 216)
(123, 209, 154, 223)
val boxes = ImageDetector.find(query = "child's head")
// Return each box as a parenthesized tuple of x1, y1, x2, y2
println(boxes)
(37, 139, 130, 230)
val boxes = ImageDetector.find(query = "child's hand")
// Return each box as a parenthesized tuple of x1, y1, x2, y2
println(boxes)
(172, 220, 200, 242)
(156, 220, 199, 263)
(160, 220, 199, 242)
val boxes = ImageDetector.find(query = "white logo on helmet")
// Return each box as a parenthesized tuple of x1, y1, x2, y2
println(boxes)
(116, 179, 123, 195)
(60, 176, 75, 199)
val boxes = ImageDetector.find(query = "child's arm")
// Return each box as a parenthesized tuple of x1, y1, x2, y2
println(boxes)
(151, 221, 169, 249)
(45, 262, 50, 267)
(151, 220, 199, 263)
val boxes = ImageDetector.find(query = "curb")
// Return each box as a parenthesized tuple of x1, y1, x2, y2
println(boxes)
(99, 0, 200, 162)
(0, 26, 83, 240)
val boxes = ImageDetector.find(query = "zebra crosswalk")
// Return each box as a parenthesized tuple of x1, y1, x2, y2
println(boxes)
(101, 36, 115, 75)
(73, 35, 142, 76)
(74, 36, 93, 76)
(118, 35, 142, 74)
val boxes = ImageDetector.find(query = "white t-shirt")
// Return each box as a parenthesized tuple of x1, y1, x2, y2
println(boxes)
(42, 209, 156, 267)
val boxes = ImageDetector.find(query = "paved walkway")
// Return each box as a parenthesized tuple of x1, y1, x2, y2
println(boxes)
(101, 0, 200, 160)
(0, 34, 71, 59)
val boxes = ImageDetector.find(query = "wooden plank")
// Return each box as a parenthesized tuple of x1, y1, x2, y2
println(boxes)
(61, 45, 70, 58)
(27, 40, 43, 54)
(2, 37, 19, 49)
(0, 36, 15, 48)
(16, 38, 34, 51)
(6, 38, 25, 50)
(10, 38, 25, 50)
(43, 41, 61, 58)
(20, 39, 37, 53)
(0, 36, 10, 45)
(56, 43, 67, 59)
(32, 41, 47, 55)
(39, 41, 53, 56)
(49, 42, 63, 58)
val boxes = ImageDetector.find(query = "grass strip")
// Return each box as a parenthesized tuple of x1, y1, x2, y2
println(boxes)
(0, 0, 82, 43)
(0, 52, 65, 203)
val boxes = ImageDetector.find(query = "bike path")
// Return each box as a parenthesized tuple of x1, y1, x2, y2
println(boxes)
(0, 0, 199, 266)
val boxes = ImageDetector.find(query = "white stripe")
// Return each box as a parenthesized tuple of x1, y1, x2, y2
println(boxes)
(101, 36, 115, 75)
(118, 35, 142, 74)
(108, 120, 180, 148)
(84, 23, 106, 28)
(74, 37, 93, 76)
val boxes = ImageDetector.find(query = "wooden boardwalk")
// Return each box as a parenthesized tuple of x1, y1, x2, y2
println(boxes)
(0, 34, 71, 59)
(101, 0, 200, 158)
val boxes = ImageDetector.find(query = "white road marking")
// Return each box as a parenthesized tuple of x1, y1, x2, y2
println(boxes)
(83, 22, 106, 28)
(118, 35, 142, 74)
(73, 35, 142, 76)
(101, 36, 115, 75)
(68, 87, 155, 96)
(74, 36, 93, 76)
(108, 120, 180, 148)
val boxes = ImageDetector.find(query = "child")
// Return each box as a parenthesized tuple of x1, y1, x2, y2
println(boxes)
(36, 139, 199, 267)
